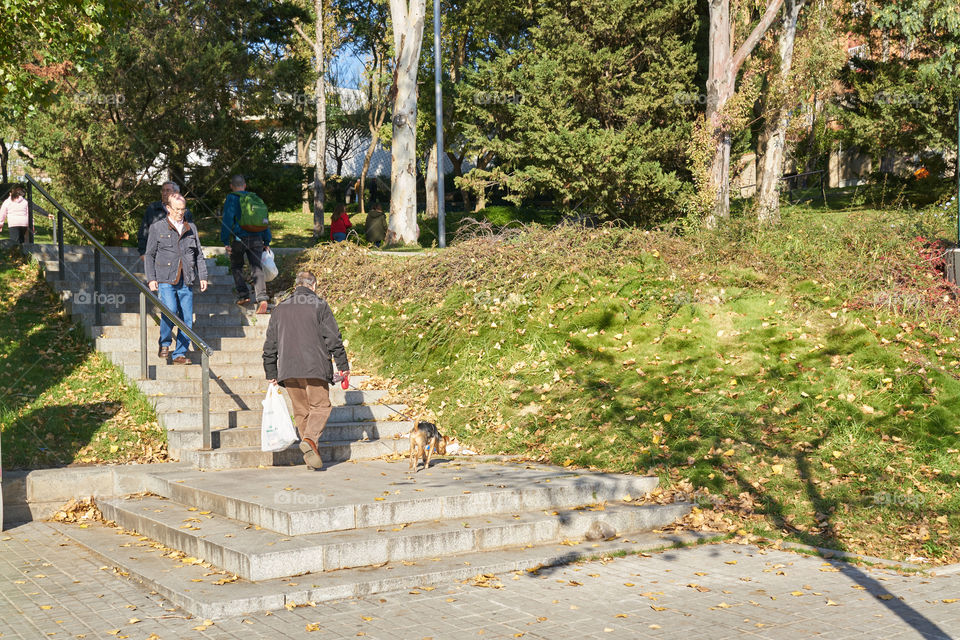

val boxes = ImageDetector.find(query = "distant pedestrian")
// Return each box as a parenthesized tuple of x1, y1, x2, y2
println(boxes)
(138, 181, 192, 259)
(144, 193, 208, 364)
(220, 175, 271, 314)
(262, 271, 350, 470)
(364, 203, 387, 247)
(0, 186, 31, 244)
(330, 204, 352, 242)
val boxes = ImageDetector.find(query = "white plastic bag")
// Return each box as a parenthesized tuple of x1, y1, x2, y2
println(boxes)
(261, 383, 297, 452)
(262, 247, 279, 282)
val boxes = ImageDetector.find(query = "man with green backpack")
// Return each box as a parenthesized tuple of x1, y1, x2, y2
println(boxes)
(221, 174, 272, 314)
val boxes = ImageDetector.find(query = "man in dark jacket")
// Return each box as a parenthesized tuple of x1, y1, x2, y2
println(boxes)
(138, 181, 192, 258)
(364, 203, 387, 247)
(262, 271, 350, 470)
(144, 193, 208, 364)
(220, 175, 271, 313)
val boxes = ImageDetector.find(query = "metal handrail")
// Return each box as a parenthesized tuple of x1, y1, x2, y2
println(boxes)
(24, 174, 214, 450)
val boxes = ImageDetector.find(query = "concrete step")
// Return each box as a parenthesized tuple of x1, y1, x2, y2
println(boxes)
(43, 263, 232, 281)
(105, 349, 268, 367)
(191, 439, 404, 470)
(150, 389, 406, 416)
(52, 521, 708, 619)
(120, 362, 272, 379)
(142, 461, 663, 536)
(97, 492, 688, 581)
(98, 335, 268, 353)
(95, 323, 270, 339)
(167, 420, 411, 454)
(44, 263, 233, 280)
(75, 311, 252, 330)
(135, 377, 373, 396)
(161, 408, 395, 430)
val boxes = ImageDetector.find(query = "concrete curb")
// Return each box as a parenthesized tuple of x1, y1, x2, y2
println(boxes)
(1, 462, 194, 528)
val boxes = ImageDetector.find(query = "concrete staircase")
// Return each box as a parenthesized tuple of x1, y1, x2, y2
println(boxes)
(53, 461, 700, 618)
(26, 243, 696, 617)
(26, 244, 410, 471)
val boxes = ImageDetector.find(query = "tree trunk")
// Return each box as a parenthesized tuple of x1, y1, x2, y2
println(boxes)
(0, 138, 8, 184)
(388, 0, 427, 245)
(359, 128, 380, 215)
(297, 122, 311, 218)
(704, 0, 784, 228)
(425, 142, 438, 219)
(757, 0, 806, 225)
(313, 0, 327, 241)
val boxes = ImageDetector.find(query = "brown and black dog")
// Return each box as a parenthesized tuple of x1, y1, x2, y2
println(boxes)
(408, 420, 451, 471)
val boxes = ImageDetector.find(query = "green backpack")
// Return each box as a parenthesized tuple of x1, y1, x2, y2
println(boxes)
(237, 192, 269, 232)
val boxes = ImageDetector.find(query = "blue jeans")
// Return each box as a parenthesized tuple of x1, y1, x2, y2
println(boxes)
(332, 232, 347, 242)
(158, 280, 194, 359)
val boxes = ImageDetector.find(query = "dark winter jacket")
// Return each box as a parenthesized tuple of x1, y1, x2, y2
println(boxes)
(262, 286, 350, 384)
(138, 201, 192, 255)
(144, 217, 208, 286)
(364, 210, 387, 245)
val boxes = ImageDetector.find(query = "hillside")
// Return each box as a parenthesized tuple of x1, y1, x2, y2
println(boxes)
(296, 206, 960, 564)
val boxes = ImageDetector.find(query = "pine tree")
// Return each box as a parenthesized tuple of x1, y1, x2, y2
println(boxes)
(459, 0, 699, 224)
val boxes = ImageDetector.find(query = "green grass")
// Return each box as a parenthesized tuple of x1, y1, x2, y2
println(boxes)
(295, 204, 960, 563)
(0, 248, 165, 469)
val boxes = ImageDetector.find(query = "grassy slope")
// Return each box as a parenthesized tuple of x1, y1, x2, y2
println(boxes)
(0, 248, 165, 469)
(296, 204, 960, 563)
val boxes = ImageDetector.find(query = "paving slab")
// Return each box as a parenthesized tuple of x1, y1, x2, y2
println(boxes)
(5, 521, 959, 638)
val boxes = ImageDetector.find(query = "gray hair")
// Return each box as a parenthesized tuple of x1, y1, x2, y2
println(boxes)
(167, 193, 187, 208)
(295, 271, 317, 289)
(230, 175, 246, 189)
(161, 181, 180, 192)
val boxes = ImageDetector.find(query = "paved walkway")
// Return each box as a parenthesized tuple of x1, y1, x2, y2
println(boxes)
(1, 521, 958, 639)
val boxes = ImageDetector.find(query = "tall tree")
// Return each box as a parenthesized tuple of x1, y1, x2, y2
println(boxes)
(341, 0, 392, 215)
(704, 0, 784, 227)
(292, 0, 329, 240)
(756, 0, 806, 224)
(832, 0, 960, 179)
(388, 0, 428, 244)
(21, 0, 292, 242)
(460, 0, 698, 224)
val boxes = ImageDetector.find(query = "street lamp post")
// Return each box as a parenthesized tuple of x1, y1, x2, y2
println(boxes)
(433, 0, 446, 248)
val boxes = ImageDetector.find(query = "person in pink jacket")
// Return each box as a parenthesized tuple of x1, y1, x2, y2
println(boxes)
(0, 186, 31, 244)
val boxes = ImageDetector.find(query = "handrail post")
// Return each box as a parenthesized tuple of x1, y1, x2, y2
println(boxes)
(140, 291, 148, 380)
(57, 210, 64, 280)
(93, 250, 101, 327)
(201, 352, 211, 450)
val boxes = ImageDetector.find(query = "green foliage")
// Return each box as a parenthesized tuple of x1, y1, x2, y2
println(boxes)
(832, 0, 960, 166)
(20, 0, 296, 243)
(458, 0, 699, 224)
(0, 249, 164, 469)
(297, 204, 960, 562)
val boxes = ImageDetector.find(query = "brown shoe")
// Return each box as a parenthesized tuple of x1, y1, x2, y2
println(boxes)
(171, 356, 190, 365)
(158, 345, 170, 358)
(256, 301, 269, 314)
(299, 438, 323, 469)
(236, 296, 250, 306)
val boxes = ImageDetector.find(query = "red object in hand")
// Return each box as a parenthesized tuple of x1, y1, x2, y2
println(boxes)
(340, 371, 350, 390)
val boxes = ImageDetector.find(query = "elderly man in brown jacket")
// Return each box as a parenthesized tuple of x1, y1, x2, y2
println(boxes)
(262, 271, 350, 470)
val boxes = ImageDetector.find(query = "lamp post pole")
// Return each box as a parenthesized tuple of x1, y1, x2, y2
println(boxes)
(434, 0, 446, 248)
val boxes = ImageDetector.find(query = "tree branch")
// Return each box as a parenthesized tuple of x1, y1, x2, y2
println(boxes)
(292, 20, 317, 50)
(731, 0, 785, 76)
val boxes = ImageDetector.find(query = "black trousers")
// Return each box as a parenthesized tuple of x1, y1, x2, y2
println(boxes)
(230, 235, 267, 303)
(9, 227, 30, 244)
